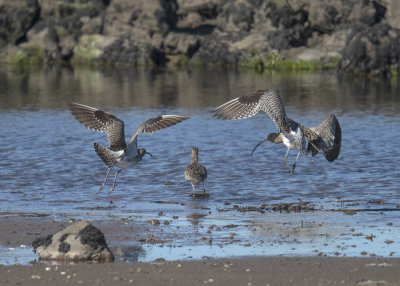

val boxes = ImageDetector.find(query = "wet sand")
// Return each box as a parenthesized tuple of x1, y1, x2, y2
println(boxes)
(1, 214, 400, 285)
(1, 256, 400, 286)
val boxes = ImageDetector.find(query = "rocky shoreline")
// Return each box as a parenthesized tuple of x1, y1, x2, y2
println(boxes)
(1, 0, 400, 76)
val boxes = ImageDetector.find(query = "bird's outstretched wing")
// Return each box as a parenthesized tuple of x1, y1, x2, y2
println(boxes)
(306, 114, 341, 162)
(69, 102, 127, 151)
(211, 89, 290, 132)
(127, 115, 189, 150)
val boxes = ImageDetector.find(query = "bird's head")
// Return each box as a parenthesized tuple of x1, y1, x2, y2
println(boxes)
(138, 148, 153, 159)
(267, 133, 282, 144)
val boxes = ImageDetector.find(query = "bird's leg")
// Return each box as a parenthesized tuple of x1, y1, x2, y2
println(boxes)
(202, 181, 206, 194)
(283, 147, 290, 165)
(191, 182, 197, 194)
(290, 151, 301, 175)
(108, 169, 122, 194)
(99, 167, 113, 190)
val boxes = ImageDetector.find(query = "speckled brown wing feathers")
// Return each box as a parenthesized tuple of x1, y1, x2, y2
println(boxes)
(306, 114, 341, 162)
(69, 102, 127, 151)
(185, 162, 207, 185)
(323, 116, 341, 162)
(128, 115, 189, 145)
(211, 89, 290, 133)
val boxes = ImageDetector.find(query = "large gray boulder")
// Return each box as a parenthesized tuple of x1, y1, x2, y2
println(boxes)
(32, 220, 114, 262)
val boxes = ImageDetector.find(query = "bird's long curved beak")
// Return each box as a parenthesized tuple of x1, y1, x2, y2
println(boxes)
(146, 151, 153, 158)
(251, 138, 269, 156)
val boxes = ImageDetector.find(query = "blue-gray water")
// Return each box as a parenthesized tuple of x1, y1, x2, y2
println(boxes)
(0, 67, 399, 263)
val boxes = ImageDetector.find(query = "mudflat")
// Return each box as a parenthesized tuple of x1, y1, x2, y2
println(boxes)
(1, 257, 399, 286)
(1, 214, 399, 285)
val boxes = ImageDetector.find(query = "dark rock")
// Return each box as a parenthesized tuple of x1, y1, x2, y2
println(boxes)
(32, 234, 52, 249)
(33, 220, 114, 262)
(98, 36, 166, 66)
(79, 224, 107, 250)
(12, 0, 107, 64)
(58, 242, 71, 253)
(189, 33, 243, 66)
(177, 0, 221, 19)
(0, 0, 40, 48)
(308, 4, 341, 33)
(338, 23, 400, 76)
(349, 0, 386, 26)
(267, 24, 310, 50)
(269, 5, 308, 30)
(104, 0, 177, 46)
(59, 233, 69, 242)
(218, 1, 254, 31)
(0, 0, 399, 75)
(156, 0, 178, 36)
(267, 5, 310, 50)
(164, 32, 200, 57)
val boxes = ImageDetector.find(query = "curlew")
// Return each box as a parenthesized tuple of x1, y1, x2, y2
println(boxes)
(184, 147, 208, 194)
(211, 89, 341, 174)
(69, 102, 188, 193)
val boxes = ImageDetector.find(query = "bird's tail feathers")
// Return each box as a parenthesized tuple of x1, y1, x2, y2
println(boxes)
(93, 143, 123, 168)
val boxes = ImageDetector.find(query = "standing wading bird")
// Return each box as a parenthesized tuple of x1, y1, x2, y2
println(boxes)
(69, 102, 188, 193)
(184, 147, 207, 194)
(211, 89, 341, 174)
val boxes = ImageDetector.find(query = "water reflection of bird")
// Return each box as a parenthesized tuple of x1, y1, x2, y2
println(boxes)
(69, 102, 188, 193)
(184, 147, 207, 194)
(211, 89, 341, 174)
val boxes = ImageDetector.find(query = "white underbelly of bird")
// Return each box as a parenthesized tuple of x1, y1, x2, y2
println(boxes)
(281, 128, 306, 153)
(116, 157, 140, 169)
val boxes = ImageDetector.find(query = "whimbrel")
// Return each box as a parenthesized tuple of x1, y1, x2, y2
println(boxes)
(184, 147, 207, 194)
(211, 89, 341, 174)
(69, 102, 188, 193)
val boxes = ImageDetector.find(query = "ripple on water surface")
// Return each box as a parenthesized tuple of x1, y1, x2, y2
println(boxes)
(0, 68, 399, 264)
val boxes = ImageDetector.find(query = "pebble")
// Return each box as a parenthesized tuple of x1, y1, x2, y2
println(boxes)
(150, 219, 160, 226)
(366, 263, 393, 267)
(365, 234, 374, 240)
(356, 280, 388, 286)
(31, 275, 41, 279)
(45, 267, 51, 271)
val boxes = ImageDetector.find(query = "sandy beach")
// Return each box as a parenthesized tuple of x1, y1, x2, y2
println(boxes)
(0, 214, 399, 285)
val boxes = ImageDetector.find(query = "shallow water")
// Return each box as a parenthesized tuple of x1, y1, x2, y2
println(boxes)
(0, 67, 399, 264)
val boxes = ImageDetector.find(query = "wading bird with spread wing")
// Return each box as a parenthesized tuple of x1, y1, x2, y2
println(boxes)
(69, 102, 188, 193)
(211, 89, 341, 174)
